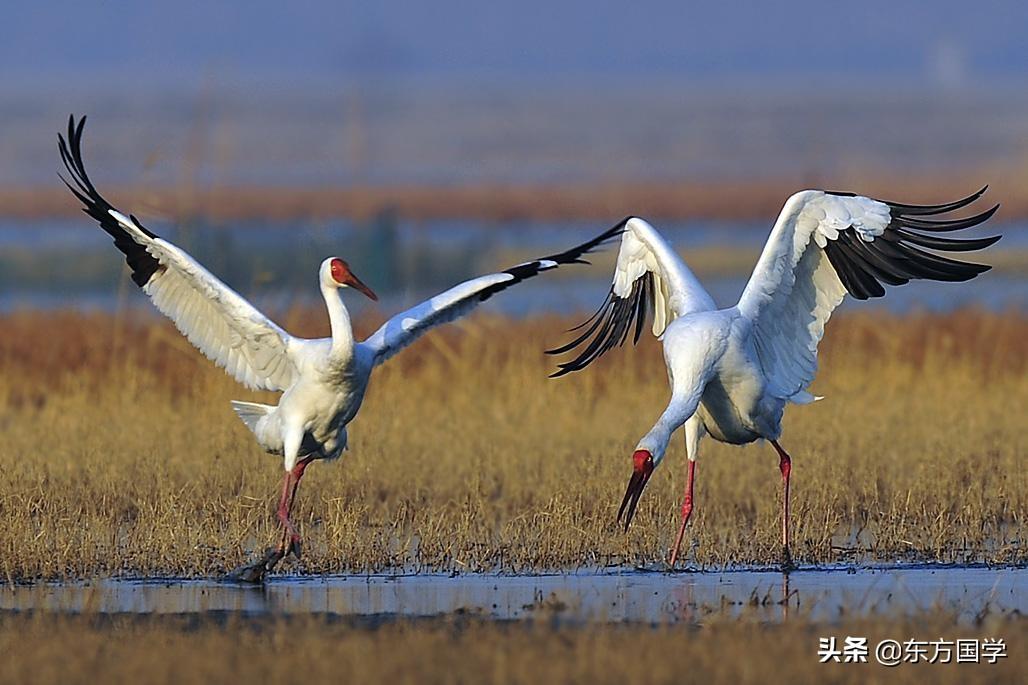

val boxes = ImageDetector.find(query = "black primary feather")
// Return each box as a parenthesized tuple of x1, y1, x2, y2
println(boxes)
(59, 115, 163, 287)
(822, 188, 1000, 300)
(547, 271, 654, 377)
(476, 219, 627, 304)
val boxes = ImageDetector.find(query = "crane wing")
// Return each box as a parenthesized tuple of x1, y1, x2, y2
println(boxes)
(358, 225, 622, 366)
(737, 188, 1000, 401)
(59, 115, 298, 392)
(547, 216, 716, 377)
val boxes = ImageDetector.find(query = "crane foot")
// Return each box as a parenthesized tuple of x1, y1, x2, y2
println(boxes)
(226, 547, 284, 584)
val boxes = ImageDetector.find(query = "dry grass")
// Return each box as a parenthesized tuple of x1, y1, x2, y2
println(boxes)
(0, 309, 1025, 579)
(4, 173, 1028, 222)
(0, 610, 1023, 684)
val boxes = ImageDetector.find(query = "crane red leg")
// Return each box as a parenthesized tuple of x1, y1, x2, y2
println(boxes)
(668, 459, 696, 568)
(275, 469, 293, 534)
(228, 456, 315, 583)
(770, 440, 792, 562)
(277, 457, 314, 558)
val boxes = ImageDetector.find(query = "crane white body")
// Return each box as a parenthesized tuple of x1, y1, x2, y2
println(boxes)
(550, 190, 999, 564)
(230, 270, 546, 468)
(59, 115, 619, 579)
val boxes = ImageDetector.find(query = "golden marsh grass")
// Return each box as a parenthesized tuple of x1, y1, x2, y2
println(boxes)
(0, 309, 1025, 579)
(0, 611, 1023, 685)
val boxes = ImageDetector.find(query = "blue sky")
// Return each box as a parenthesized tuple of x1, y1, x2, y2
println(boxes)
(3, 1, 1027, 187)
(5, 1, 1027, 89)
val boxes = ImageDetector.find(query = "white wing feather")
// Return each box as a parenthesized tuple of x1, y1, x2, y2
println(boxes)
(615, 217, 716, 336)
(110, 210, 298, 392)
(547, 218, 716, 377)
(736, 191, 889, 400)
(359, 272, 514, 365)
(359, 224, 623, 366)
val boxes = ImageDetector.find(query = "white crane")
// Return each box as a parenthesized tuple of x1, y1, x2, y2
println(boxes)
(548, 189, 999, 567)
(60, 115, 620, 581)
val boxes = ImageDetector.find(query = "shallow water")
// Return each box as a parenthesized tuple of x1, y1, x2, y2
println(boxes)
(3, 565, 1024, 624)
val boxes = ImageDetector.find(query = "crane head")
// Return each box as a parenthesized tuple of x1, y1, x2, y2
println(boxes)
(617, 449, 654, 531)
(326, 257, 378, 301)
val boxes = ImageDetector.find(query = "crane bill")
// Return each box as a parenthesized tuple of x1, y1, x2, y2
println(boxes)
(617, 450, 654, 531)
(348, 272, 379, 301)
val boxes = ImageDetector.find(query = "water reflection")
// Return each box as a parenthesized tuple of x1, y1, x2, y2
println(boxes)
(2, 566, 1023, 624)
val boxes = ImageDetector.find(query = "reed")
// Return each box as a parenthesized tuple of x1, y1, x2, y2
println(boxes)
(0, 309, 1024, 579)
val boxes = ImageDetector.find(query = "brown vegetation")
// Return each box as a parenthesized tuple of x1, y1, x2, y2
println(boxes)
(2, 173, 1027, 223)
(0, 309, 1025, 579)
(0, 610, 1022, 685)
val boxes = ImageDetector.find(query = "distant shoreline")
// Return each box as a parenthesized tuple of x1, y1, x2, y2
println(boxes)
(2, 175, 1023, 223)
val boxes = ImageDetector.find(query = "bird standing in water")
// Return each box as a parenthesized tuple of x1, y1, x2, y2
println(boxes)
(60, 115, 621, 581)
(549, 189, 999, 567)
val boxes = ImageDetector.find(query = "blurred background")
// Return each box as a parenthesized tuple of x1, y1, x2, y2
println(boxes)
(1, 0, 1025, 315)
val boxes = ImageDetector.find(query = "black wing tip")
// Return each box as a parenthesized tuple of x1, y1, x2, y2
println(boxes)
(982, 233, 1003, 248)
(500, 216, 627, 278)
(961, 184, 990, 203)
(58, 114, 97, 200)
(971, 203, 1001, 223)
(57, 114, 163, 287)
(484, 217, 629, 304)
(59, 113, 84, 143)
(820, 184, 1001, 300)
(546, 217, 629, 264)
(825, 203, 999, 301)
(827, 185, 993, 218)
(546, 273, 651, 377)
(58, 114, 86, 156)
(884, 186, 992, 216)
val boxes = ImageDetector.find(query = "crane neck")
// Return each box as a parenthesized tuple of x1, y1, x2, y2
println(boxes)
(636, 393, 699, 464)
(322, 284, 355, 360)
(638, 417, 676, 463)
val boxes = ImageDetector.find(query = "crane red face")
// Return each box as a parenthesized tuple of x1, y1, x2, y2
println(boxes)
(330, 258, 378, 301)
(617, 449, 654, 532)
